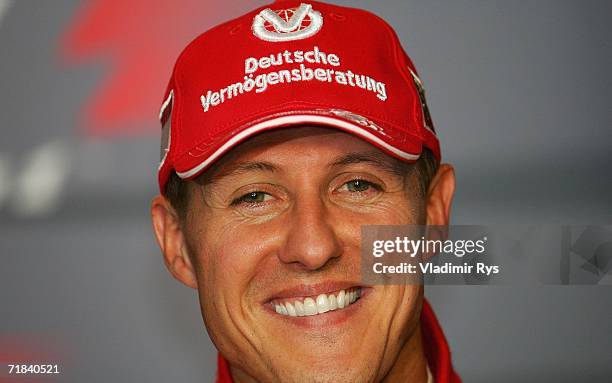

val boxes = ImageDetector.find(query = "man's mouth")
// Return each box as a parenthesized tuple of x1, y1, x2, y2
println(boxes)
(271, 287, 361, 317)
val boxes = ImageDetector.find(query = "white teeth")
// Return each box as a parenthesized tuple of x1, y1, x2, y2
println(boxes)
(285, 302, 297, 317)
(329, 294, 338, 311)
(316, 294, 330, 314)
(337, 290, 346, 308)
(303, 297, 318, 316)
(273, 288, 362, 317)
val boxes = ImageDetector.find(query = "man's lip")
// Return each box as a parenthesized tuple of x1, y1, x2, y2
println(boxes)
(264, 281, 366, 303)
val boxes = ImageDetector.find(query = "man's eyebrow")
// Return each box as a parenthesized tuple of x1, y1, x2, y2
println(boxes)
(329, 151, 407, 176)
(202, 161, 279, 184)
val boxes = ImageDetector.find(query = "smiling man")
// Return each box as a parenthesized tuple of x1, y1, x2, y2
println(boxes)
(151, 1, 461, 382)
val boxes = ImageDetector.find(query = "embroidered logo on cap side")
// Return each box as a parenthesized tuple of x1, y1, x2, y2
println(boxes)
(252, 3, 323, 42)
(408, 68, 436, 134)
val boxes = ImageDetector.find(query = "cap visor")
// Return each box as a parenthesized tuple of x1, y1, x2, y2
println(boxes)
(175, 111, 422, 180)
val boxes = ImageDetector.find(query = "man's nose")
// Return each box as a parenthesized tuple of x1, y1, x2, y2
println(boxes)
(278, 196, 343, 270)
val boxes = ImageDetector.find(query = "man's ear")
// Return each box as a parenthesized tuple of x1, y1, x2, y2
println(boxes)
(151, 195, 198, 289)
(426, 164, 456, 226)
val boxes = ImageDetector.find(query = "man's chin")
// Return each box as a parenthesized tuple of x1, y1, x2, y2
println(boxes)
(275, 371, 370, 383)
(262, 356, 377, 383)
(248, 287, 382, 382)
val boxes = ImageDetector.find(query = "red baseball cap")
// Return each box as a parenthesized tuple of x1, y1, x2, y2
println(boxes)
(157, 0, 439, 193)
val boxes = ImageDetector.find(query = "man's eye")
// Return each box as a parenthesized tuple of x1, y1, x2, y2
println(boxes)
(232, 191, 271, 205)
(343, 179, 378, 193)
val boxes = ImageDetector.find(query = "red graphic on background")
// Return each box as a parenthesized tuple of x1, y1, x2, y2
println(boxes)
(61, 0, 260, 136)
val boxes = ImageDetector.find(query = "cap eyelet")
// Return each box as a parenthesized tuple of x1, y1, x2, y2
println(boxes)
(329, 12, 346, 21)
(229, 24, 243, 35)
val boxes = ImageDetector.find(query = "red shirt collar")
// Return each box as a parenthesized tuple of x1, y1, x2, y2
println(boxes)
(216, 299, 461, 383)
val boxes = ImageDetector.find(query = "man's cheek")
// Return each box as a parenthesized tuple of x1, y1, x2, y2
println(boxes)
(330, 202, 416, 232)
(198, 236, 267, 294)
(365, 200, 418, 223)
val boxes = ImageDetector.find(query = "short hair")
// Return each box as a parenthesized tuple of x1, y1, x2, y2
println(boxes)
(164, 148, 439, 222)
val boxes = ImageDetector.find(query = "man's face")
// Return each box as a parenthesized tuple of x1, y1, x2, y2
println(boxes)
(178, 127, 425, 383)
